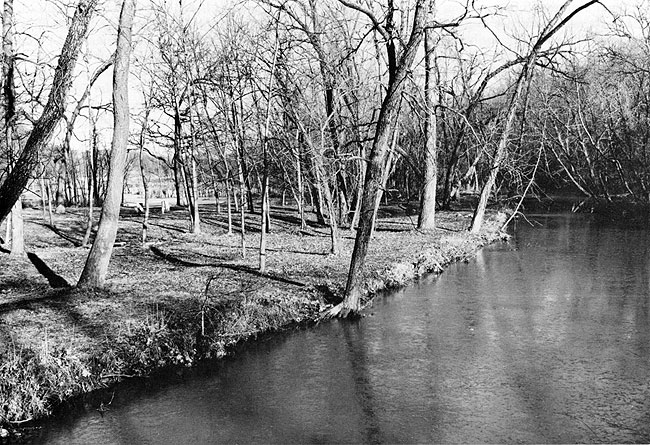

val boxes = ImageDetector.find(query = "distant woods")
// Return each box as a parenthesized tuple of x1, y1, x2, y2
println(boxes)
(1, 0, 646, 314)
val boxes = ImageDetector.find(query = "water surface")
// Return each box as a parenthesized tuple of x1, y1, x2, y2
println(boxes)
(36, 214, 650, 443)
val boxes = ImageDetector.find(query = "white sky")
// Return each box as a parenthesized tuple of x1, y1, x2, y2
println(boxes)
(10, 0, 638, 152)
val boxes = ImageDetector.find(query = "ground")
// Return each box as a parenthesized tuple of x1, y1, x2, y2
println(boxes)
(0, 200, 506, 428)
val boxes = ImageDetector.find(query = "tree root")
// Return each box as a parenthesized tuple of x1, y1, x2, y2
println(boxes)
(320, 302, 364, 319)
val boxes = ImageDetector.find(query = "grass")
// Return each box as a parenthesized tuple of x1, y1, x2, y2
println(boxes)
(0, 200, 507, 430)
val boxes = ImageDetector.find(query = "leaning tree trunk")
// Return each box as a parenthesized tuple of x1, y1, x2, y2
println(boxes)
(329, 0, 430, 318)
(350, 144, 366, 230)
(77, 0, 135, 288)
(371, 120, 399, 235)
(0, 0, 98, 226)
(469, 60, 533, 233)
(469, 0, 599, 233)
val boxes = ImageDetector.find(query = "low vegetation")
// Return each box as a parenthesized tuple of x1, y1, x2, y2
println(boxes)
(0, 203, 506, 428)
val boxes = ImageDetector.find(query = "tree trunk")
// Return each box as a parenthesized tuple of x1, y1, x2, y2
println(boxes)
(9, 198, 24, 257)
(259, 171, 269, 272)
(173, 154, 183, 206)
(311, 181, 326, 225)
(226, 179, 233, 234)
(63, 55, 114, 207)
(232, 96, 255, 213)
(138, 109, 150, 244)
(417, 27, 438, 230)
(78, 0, 135, 288)
(81, 127, 95, 247)
(81, 187, 94, 245)
(371, 120, 400, 235)
(199, 125, 220, 214)
(295, 145, 306, 230)
(189, 147, 201, 233)
(91, 126, 102, 205)
(3, 211, 9, 246)
(141, 160, 150, 244)
(469, 0, 598, 232)
(46, 178, 54, 227)
(350, 145, 366, 230)
(312, 128, 339, 254)
(179, 152, 195, 229)
(259, 33, 279, 273)
(237, 159, 246, 258)
(187, 87, 201, 234)
(40, 176, 48, 220)
(173, 102, 186, 208)
(3, 0, 23, 257)
(2, 0, 16, 153)
(469, 61, 533, 233)
(331, 0, 430, 317)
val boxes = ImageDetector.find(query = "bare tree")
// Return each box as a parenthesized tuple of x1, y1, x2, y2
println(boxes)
(417, 24, 438, 230)
(77, 0, 136, 288)
(0, 0, 99, 226)
(259, 22, 280, 273)
(2, 0, 25, 257)
(469, 0, 601, 233)
(62, 54, 113, 206)
(327, 0, 431, 317)
(138, 97, 152, 244)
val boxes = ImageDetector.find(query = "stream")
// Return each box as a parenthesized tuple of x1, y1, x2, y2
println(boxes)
(33, 213, 650, 443)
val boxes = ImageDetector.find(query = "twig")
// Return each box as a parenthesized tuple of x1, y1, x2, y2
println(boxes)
(3, 416, 33, 425)
(100, 373, 135, 379)
(560, 412, 598, 438)
(221, 331, 259, 337)
(502, 144, 543, 231)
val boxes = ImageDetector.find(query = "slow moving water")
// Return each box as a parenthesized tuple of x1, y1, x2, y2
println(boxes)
(36, 213, 650, 443)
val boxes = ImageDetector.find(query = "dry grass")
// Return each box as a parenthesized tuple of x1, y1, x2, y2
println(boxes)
(0, 201, 506, 427)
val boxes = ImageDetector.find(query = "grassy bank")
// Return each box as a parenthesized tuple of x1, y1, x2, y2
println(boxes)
(0, 203, 507, 431)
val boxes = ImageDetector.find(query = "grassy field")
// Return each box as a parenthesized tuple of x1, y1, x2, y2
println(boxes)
(0, 201, 507, 430)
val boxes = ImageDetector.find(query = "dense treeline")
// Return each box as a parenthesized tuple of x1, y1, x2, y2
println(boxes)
(1, 0, 647, 314)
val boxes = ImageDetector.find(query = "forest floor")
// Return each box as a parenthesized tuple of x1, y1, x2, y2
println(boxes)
(0, 200, 507, 432)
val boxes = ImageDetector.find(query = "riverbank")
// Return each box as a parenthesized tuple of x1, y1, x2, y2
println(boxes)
(0, 204, 507, 432)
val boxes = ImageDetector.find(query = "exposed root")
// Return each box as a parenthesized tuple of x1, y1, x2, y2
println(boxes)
(320, 302, 363, 319)
(322, 304, 345, 319)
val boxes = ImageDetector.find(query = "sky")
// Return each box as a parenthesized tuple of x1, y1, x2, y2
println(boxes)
(10, 0, 640, 152)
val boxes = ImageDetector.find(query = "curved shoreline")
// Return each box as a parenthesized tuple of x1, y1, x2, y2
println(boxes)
(0, 208, 507, 435)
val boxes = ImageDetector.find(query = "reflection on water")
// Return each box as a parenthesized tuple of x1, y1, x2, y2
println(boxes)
(36, 214, 650, 444)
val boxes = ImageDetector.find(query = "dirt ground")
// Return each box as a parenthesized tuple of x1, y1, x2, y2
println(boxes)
(0, 200, 506, 427)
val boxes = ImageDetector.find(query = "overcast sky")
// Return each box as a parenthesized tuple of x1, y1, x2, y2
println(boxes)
(10, 0, 635, 151)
